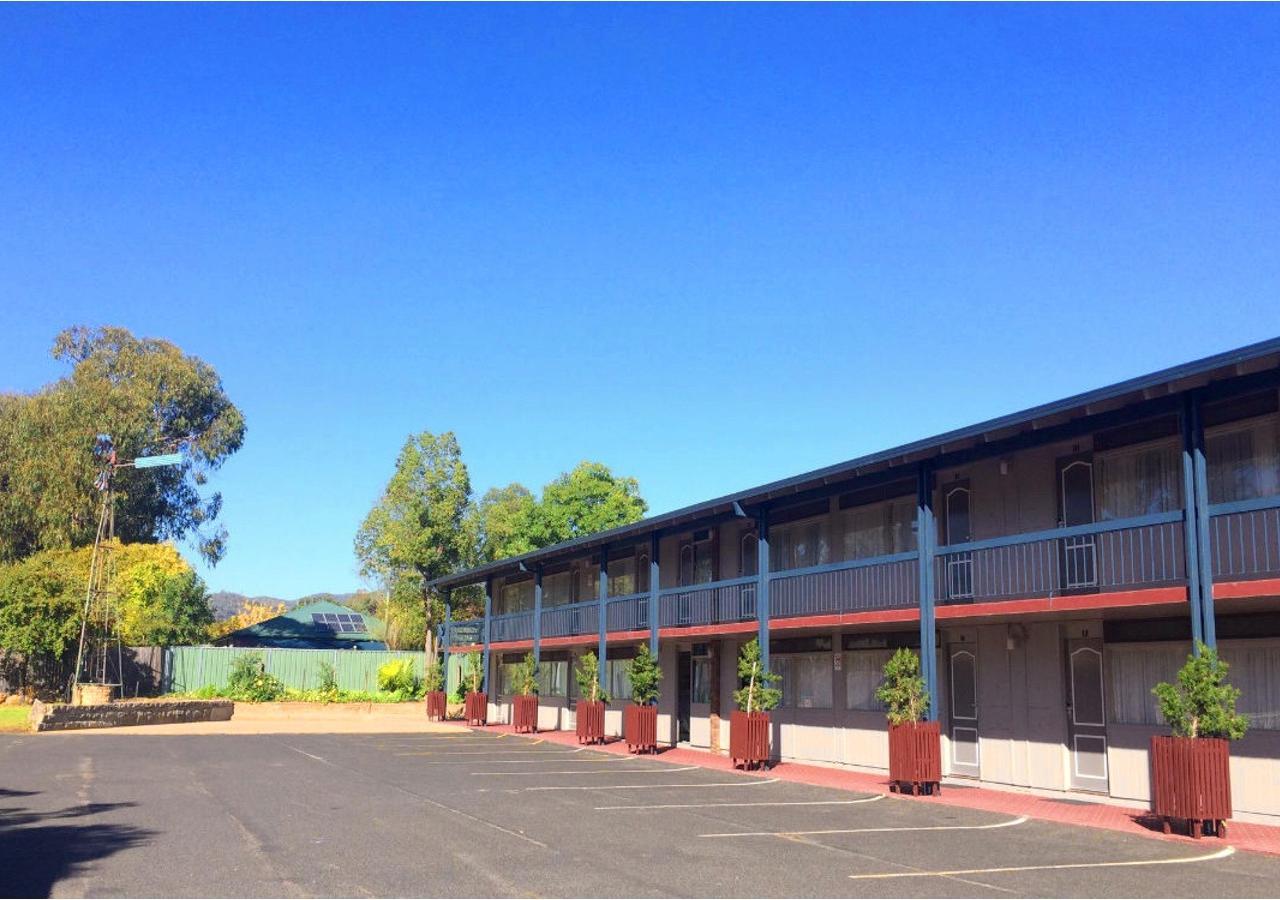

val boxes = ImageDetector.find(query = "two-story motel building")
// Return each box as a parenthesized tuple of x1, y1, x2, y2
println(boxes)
(434, 339, 1280, 821)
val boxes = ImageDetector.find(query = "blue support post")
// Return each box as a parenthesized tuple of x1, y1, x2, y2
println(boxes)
(917, 464, 939, 721)
(648, 533, 660, 657)
(756, 511, 770, 672)
(482, 578, 492, 694)
(1190, 394, 1217, 648)
(1180, 397, 1205, 650)
(442, 589, 451, 694)
(598, 551, 609, 695)
(533, 564, 543, 664)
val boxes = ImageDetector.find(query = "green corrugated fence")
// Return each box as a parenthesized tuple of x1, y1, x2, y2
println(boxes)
(164, 646, 447, 694)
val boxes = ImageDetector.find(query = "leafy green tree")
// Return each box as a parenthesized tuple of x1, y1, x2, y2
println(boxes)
(422, 659, 445, 694)
(875, 647, 929, 725)
(0, 326, 245, 566)
(355, 431, 473, 652)
(1153, 642, 1249, 740)
(574, 650, 608, 703)
(464, 649, 485, 695)
(472, 483, 540, 561)
(627, 643, 662, 705)
(734, 638, 781, 713)
(512, 651, 539, 697)
(535, 461, 647, 546)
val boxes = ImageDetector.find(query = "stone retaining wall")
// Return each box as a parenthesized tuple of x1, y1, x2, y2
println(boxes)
(30, 699, 234, 732)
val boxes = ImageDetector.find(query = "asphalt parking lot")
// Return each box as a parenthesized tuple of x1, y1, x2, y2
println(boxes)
(2, 728, 1278, 898)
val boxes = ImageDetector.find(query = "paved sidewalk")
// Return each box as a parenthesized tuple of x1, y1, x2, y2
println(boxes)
(476, 722, 1280, 858)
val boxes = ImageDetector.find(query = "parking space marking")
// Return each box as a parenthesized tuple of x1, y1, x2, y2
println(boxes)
(595, 795, 885, 811)
(471, 765, 700, 776)
(846, 845, 1236, 880)
(700, 814, 1028, 839)
(394, 746, 584, 757)
(414, 756, 624, 766)
(521, 777, 780, 792)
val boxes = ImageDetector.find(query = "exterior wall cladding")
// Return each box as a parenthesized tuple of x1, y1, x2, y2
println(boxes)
(438, 340, 1280, 822)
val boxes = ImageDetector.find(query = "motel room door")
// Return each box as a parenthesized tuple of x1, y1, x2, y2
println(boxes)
(1057, 455, 1098, 592)
(677, 651, 692, 743)
(1066, 638, 1109, 792)
(947, 645, 981, 778)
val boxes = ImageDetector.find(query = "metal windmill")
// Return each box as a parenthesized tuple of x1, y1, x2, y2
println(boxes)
(70, 434, 185, 701)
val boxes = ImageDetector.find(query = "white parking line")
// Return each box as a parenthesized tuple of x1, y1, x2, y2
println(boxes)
(395, 746, 586, 757)
(596, 795, 886, 811)
(700, 814, 1028, 839)
(522, 778, 780, 792)
(846, 845, 1236, 880)
(472, 765, 700, 776)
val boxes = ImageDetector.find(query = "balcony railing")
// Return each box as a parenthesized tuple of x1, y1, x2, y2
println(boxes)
(933, 511, 1187, 604)
(490, 610, 535, 643)
(605, 593, 649, 632)
(1210, 495, 1280, 582)
(657, 576, 757, 628)
(769, 551, 919, 619)
(541, 600, 600, 638)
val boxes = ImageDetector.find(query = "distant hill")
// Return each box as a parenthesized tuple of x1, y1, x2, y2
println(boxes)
(208, 590, 373, 621)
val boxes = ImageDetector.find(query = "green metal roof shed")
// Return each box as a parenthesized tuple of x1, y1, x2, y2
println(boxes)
(213, 600, 389, 650)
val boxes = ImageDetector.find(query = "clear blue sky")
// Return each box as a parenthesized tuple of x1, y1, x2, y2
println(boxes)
(2, 5, 1278, 598)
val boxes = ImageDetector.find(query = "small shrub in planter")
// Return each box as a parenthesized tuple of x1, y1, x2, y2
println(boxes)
(1150, 642, 1248, 838)
(462, 650, 488, 726)
(730, 639, 780, 769)
(422, 659, 446, 721)
(875, 647, 941, 795)
(624, 644, 661, 753)
(573, 651, 608, 744)
(511, 652, 540, 733)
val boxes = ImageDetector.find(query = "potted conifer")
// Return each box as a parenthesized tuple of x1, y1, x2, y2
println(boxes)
(624, 643, 661, 753)
(511, 651, 540, 734)
(730, 638, 780, 769)
(1150, 642, 1248, 838)
(876, 647, 941, 795)
(574, 651, 608, 744)
(463, 650, 488, 726)
(423, 658, 447, 721)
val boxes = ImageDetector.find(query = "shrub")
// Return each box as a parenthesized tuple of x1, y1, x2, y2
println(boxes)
(316, 661, 340, 701)
(464, 650, 485, 694)
(512, 652, 539, 697)
(226, 653, 285, 702)
(422, 659, 444, 694)
(875, 647, 929, 725)
(377, 658, 421, 699)
(574, 651, 608, 703)
(733, 638, 781, 713)
(1153, 642, 1249, 740)
(627, 643, 661, 705)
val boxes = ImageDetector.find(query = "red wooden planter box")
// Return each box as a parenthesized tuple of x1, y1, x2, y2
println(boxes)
(624, 703, 658, 753)
(730, 710, 770, 769)
(576, 699, 606, 744)
(513, 694, 539, 733)
(464, 691, 488, 726)
(424, 691, 447, 722)
(888, 720, 942, 795)
(1151, 735, 1232, 838)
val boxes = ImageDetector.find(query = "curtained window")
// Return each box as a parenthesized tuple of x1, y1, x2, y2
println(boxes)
(1207, 414, 1280, 504)
(1096, 439, 1182, 520)
(771, 653, 833, 709)
(845, 649, 892, 711)
(770, 517, 832, 572)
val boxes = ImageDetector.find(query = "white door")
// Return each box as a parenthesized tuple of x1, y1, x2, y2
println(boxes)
(1066, 639, 1109, 792)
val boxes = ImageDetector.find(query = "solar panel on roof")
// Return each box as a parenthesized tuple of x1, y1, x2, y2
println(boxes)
(310, 612, 365, 633)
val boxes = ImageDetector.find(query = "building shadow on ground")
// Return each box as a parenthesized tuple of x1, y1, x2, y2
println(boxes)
(0, 795, 154, 899)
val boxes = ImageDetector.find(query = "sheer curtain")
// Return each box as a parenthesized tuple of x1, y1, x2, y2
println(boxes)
(1207, 415, 1280, 503)
(1097, 440, 1182, 520)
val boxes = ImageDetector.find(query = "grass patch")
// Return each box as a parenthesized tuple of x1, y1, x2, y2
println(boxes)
(0, 705, 31, 733)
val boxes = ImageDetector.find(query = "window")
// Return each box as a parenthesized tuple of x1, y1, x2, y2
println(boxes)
(771, 653, 833, 709)
(573, 561, 598, 603)
(770, 517, 832, 572)
(845, 649, 892, 711)
(839, 496, 916, 560)
(1096, 439, 1182, 520)
(542, 570, 572, 606)
(679, 536, 715, 586)
(608, 556, 636, 596)
(499, 578, 534, 613)
(537, 659, 568, 697)
(1207, 414, 1280, 504)
(691, 657, 712, 704)
(498, 661, 521, 696)
(606, 659, 633, 701)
